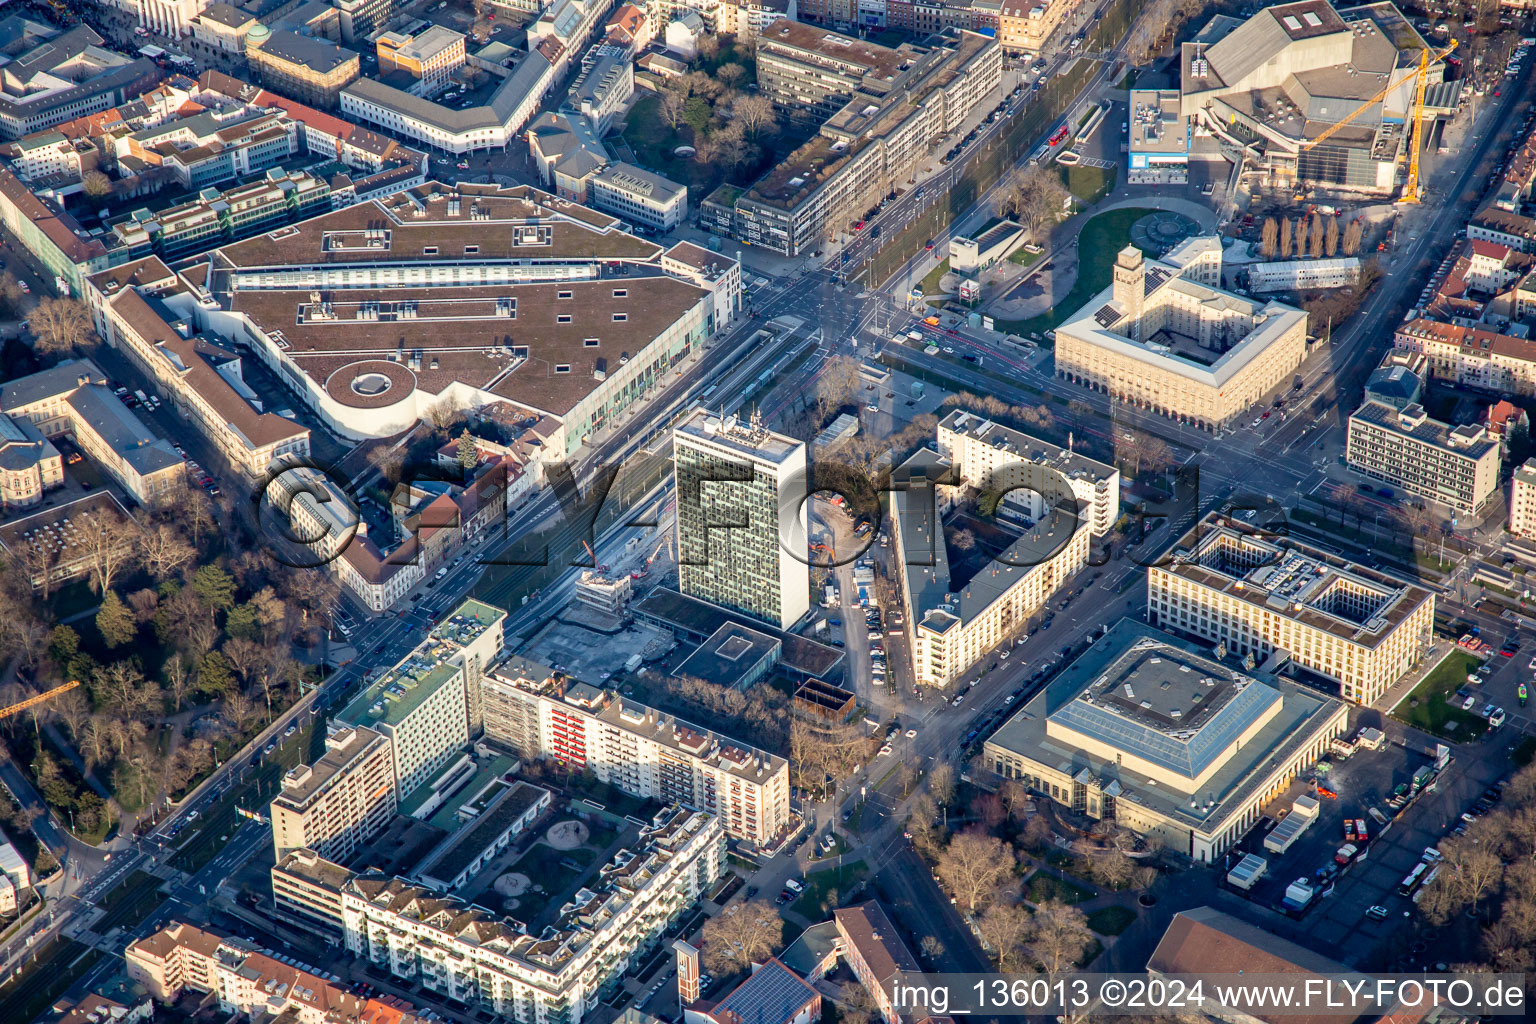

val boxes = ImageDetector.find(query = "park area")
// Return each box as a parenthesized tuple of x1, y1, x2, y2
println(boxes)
(1393, 649, 1489, 741)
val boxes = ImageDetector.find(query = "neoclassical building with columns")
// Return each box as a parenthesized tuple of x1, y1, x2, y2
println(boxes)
(1054, 237, 1308, 430)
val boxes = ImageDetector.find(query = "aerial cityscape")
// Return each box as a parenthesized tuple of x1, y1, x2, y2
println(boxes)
(0, 0, 1534, 1022)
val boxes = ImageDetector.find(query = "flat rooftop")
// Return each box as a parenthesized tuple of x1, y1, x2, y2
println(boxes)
(675, 408, 803, 466)
(673, 622, 781, 690)
(989, 621, 1347, 833)
(1349, 400, 1497, 460)
(339, 598, 503, 728)
(1046, 633, 1283, 783)
(416, 779, 548, 886)
(632, 587, 845, 680)
(1159, 512, 1433, 646)
(939, 409, 1117, 485)
(891, 449, 1084, 636)
(275, 725, 386, 809)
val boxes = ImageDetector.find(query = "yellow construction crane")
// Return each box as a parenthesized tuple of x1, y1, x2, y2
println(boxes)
(1300, 40, 1457, 203)
(0, 680, 81, 723)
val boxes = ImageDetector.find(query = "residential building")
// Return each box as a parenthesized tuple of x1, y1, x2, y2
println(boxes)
(0, 168, 112, 296)
(1346, 400, 1501, 513)
(720, 0, 798, 40)
(481, 661, 792, 848)
(271, 806, 726, 1023)
(1055, 239, 1309, 431)
(1178, 2, 1454, 195)
(187, 181, 733, 450)
(604, 5, 655, 51)
(986, 621, 1349, 863)
(2, 131, 101, 185)
(376, 26, 467, 98)
(0, 358, 184, 504)
(1512, 460, 1536, 539)
(127, 921, 433, 1024)
(704, 22, 1000, 256)
(84, 257, 312, 480)
(1247, 257, 1361, 293)
(892, 448, 1091, 690)
(998, 0, 1072, 54)
(0, 23, 160, 141)
(937, 409, 1120, 537)
(336, 599, 505, 792)
(0, 415, 63, 511)
(191, 3, 258, 53)
(114, 108, 300, 189)
(674, 409, 810, 631)
(1147, 512, 1436, 704)
(832, 903, 921, 1024)
(245, 26, 361, 108)
(0, 492, 139, 591)
(1393, 318, 1536, 398)
(270, 725, 396, 861)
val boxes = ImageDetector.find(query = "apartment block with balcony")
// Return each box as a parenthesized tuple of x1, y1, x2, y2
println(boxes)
(335, 599, 505, 791)
(481, 661, 791, 849)
(271, 725, 397, 861)
(1511, 459, 1536, 539)
(272, 806, 725, 1024)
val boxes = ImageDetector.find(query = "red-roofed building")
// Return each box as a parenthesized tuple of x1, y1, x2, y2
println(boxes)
(1394, 318, 1536, 397)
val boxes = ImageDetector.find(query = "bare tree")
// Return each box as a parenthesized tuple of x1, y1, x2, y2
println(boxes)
(139, 523, 194, 581)
(814, 355, 864, 424)
(928, 761, 956, 806)
(368, 446, 407, 486)
(1324, 216, 1340, 257)
(732, 94, 777, 138)
(163, 656, 193, 712)
(974, 903, 1035, 971)
(82, 171, 111, 198)
(76, 509, 138, 594)
(699, 899, 780, 974)
(28, 297, 95, 356)
(936, 829, 1017, 911)
(1089, 849, 1133, 889)
(1030, 899, 1093, 973)
(716, 62, 746, 92)
(1260, 218, 1279, 259)
(660, 88, 688, 131)
(1294, 217, 1309, 258)
(1308, 213, 1325, 258)
(1279, 218, 1293, 259)
(1342, 219, 1364, 256)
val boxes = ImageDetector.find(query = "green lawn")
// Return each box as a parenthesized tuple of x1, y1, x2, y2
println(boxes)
(992, 207, 1153, 337)
(1025, 870, 1096, 905)
(1059, 163, 1117, 204)
(792, 860, 867, 918)
(1008, 246, 1044, 266)
(1086, 904, 1136, 936)
(1393, 649, 1489, 740)
(918, 258, 951, 298)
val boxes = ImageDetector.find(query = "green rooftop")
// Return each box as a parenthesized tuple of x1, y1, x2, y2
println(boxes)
(340, 598, 505, 729)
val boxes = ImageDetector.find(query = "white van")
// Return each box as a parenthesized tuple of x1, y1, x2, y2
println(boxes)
(784, 878, 804, 893)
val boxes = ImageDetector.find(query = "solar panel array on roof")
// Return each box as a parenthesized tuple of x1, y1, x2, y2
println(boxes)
(1093, 304, 1120, 328)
